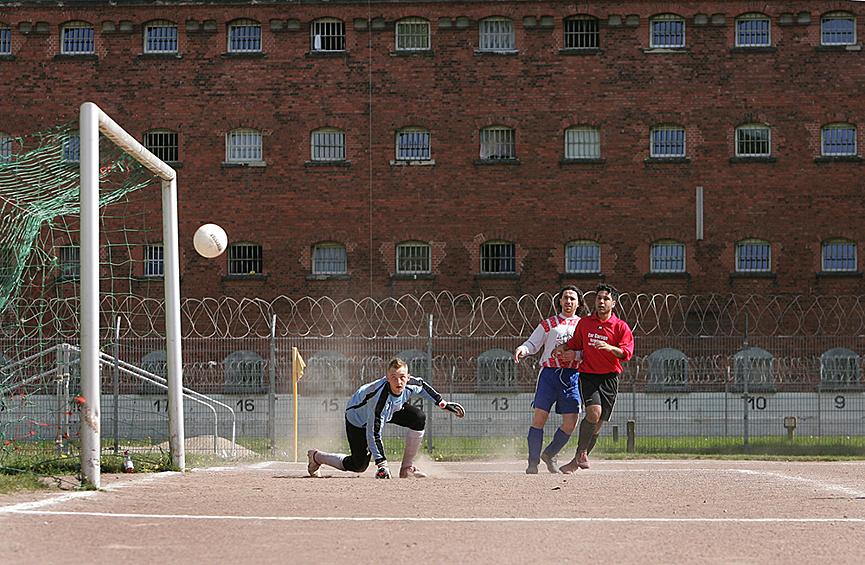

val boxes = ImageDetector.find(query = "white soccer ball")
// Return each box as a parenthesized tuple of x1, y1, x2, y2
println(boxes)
(193, 224, 228, 258)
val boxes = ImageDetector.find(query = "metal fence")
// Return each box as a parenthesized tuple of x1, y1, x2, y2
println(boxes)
(1, 293, 864, 459)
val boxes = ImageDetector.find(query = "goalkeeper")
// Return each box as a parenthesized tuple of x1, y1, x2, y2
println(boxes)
(308, 357, 465, 479)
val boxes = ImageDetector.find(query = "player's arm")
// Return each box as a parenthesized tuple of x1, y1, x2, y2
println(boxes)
(514, 324, 545, 363)
(413, 378, 465, 418)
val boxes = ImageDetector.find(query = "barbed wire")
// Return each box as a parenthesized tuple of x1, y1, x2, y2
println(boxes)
(2, 292, 864, 340)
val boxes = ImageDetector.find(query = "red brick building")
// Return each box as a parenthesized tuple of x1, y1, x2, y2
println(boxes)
(1, 1, 862, 301)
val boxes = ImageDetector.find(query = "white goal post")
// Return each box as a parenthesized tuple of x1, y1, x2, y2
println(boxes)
(79, 102, 184, 487)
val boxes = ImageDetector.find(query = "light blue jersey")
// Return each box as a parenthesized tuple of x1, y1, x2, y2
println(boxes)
(345, 376, 443, 463)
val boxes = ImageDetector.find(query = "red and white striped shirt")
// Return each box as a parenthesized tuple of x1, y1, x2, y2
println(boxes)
(516, 314, 581, 369)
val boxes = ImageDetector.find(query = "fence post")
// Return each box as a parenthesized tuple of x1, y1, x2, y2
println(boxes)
(742, 314, 750, 455)
(268, 314, 277, 456)
(626, 420, 635, 452)
(426, 314, 434, 454)
(113, 316, 120, 455)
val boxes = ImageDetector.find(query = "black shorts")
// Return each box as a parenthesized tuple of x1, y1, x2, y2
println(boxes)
(578, 372, 619, 422)
(343, 402, 427, 472)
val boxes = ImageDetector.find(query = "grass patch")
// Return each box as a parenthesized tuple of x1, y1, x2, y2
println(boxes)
(0, 472, 51, 494)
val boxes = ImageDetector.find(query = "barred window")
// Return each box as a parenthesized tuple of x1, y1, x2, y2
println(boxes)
(143, 244, 164, 277)
(61, 21, 94, 54)
(228, 19, 261, 53)
(564, 126, 601, 159)
(821, 11, 856, 46)
(736, 13, 771, 47)
(565, 240, 600, 273)
(650, 125, 685, 157)
(311, 128, 346, 161)
(311, 18, 345, 52)
(312, 243, 347, 275)
(650, 240, 686, 273)
(479, 17, 515, 52)
(480, 126, 516, 159)
(63, 136, 80, 163)
(228, 242, 263, 275)
(144, 20, 178, 53)
(735, 124, 770, 157)
(480, 240, 516, 274)
(564, 16, 600, 49)
(226, 128, 262, 162)
(0, 131, 17, 162)
(396, 241, 431, 274)
(396, 17, 430, 51)
(59, 246, 80, 279)
(821, 123, 857, 157)
(396, 128, 431, 161)
(736, 238, 771, 273)
(0, 23, 10, 54)
(822, 238, 857, 272)
(143, 130, 178, 162)
(650, 14, 685, 48)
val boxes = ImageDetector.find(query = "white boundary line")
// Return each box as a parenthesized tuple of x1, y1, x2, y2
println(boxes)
(4, 510, 865, 523)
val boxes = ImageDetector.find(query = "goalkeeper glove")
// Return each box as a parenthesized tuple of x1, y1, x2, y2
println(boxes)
(439, 400, 465, 418)
(375, 460, 391, 479)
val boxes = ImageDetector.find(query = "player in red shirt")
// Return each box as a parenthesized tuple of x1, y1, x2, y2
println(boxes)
(552, 283, 634, 472)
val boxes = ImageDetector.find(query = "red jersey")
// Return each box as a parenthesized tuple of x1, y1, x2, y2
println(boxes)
(566, 313, 634, 375)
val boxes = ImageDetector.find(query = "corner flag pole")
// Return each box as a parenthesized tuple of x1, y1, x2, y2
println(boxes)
(292, 347, 305, 462)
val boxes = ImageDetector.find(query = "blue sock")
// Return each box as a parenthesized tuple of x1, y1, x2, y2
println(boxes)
(527, 427, 544, 461)
(543, 428, 571, 458)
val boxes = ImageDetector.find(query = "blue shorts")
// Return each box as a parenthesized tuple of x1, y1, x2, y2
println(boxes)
(532, 367, 581, 415)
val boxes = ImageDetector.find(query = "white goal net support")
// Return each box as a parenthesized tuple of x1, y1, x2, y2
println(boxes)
(79, 102, 183, 487)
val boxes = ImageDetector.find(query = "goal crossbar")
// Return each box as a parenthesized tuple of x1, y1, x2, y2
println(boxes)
(79, 102, 183, 487)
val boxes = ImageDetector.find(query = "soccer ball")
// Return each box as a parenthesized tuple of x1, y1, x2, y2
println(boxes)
(193, 224, 228, 258)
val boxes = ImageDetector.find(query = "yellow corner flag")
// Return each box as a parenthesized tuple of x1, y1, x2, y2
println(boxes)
(292, 347, 305, 462)
(292, 347, 306, 382)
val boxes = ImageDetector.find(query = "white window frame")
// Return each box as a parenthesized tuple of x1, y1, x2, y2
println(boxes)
(650, 240, 686, 273)
(564, 126, 601, 159)
(479, 17, 515, 52)
(396, 127, 431, 161)
(226, 128, 262, 163)
(0, 23, 11, 55)
(735, 124, 771, 157)
(650, 125, 685, 157)
(736, 238, 771, 273)
(396, 17, 430, 51)
(228, 242, 263, 275)
(480, 240, 516, 274)
(144, 244, 164, 277)
(396, 241, 431, 274)
(311, 18, 346, 52)
(822, 239, 857, 272)
(311, 128, 346, 162)
(565, 240, 600, 274)
(61, 21, 95, 54)
(650, 14, 685, 48)
(480, 126, 516, 159)
(821, 123, 857, 157)
(143, 129, 179, 162)
(735, 13, 771, 47)
(563, 16, 600, 49)
(312, 243, 347, 275)
(228, 19, 262, 53)
(144, 20, 178, 54)
(821, 11, 856, 46)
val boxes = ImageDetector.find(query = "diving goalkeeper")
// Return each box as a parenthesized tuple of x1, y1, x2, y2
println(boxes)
(307, 357, 465, 479)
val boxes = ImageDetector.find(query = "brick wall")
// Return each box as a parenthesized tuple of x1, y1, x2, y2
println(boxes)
(0, 1, 862, 300)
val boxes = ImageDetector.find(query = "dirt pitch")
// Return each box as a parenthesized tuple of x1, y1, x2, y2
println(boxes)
(2, 457, 865, 564)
